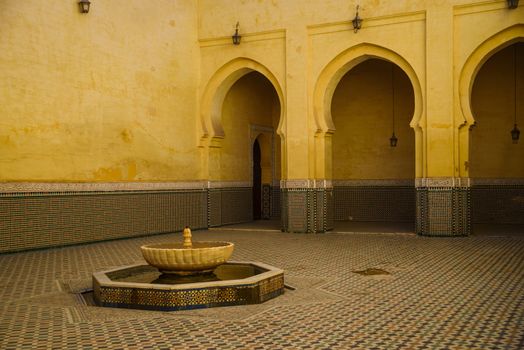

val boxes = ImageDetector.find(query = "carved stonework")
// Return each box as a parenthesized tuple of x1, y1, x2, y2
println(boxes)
(280, 179, 334, 189)
(415, 177, 471, 188)
(0, 181, 208, 194)
(207, 181, 251, 189)
(333, 179, 414, 187)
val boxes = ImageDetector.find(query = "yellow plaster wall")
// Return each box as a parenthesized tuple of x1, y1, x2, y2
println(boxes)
(0, 0, 200, 181)
(453, 5, 523, 178)
(332, 59, 415, 179)
(470, 43, 524, 178)
(2, 1, 523, 185)
(220, 72, 280, 182)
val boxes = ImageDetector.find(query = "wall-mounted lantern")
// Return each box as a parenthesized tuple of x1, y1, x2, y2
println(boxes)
(352, 5, 362, 33)
(78, 0, 91, 14)
(232, 22, 241, 45)
(507, 0, 519, 9)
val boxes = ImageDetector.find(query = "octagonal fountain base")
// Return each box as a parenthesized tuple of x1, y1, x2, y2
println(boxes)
(93, 261, 284, 311)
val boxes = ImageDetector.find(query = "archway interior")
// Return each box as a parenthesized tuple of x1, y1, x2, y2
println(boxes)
(470, 42, 524, 235)
(220, 71, 281, 224)
(331, 58, 415, 233)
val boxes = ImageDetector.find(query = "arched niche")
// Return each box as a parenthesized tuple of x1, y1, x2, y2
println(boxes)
(313, 43, 424, 178)
(200, 57, 286, 146)
(459, 25, 524, 129)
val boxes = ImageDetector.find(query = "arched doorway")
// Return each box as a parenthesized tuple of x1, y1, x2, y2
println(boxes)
(331, 58, 416, 233)
(218, 71, 281, 226)
(469, 42, 524, 236)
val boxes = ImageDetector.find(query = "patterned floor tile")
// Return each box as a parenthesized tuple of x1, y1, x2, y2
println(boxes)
(0, 228, 522, 349)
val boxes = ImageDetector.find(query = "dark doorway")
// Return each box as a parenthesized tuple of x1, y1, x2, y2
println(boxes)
(253, 139, 262, 220)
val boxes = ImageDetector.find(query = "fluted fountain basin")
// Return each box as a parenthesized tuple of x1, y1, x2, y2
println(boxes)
(141, 241, 234, 275)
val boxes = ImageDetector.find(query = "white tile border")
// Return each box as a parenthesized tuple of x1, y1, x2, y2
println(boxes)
(414, 177, 472, 188)
(333, 179, 414, 187)
(4, 178, 520, 193)
(0, 181, 252, 194)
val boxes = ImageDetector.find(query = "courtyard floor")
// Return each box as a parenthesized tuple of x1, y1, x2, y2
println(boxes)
(0, 224, 523, 349)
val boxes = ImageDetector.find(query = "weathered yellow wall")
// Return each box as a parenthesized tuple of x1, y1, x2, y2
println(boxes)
(220, 72, 280, 182)
(2, 1, 523, 185)
(470, 43, 524, 178)
(0, 0, 200, 181)
(332, 59, 415, 179)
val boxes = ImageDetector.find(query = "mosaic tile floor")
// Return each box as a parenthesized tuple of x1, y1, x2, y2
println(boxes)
(0, 227, 523, 349)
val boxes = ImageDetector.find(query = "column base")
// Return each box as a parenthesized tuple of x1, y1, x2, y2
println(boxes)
(280, 180, 334, 233)
(416, 178, 471, 236)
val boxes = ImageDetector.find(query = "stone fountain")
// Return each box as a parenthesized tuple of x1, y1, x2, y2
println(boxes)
(140, 227, 235, 275)
(93, 227, 284, 311)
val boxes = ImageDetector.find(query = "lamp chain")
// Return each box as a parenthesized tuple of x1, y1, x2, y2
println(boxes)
(515, 44, 518, 125)
(392, 64, 395, 133)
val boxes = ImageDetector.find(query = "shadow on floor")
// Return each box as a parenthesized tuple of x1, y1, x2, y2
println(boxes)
(210, 221, 524, 237)
(213, 220, 416, 234)
(472, 224, 524, 237)
(333, 221, 415, 234)
(210, 220, 282, 232)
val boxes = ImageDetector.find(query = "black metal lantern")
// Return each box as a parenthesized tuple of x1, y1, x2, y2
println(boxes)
(352, 5, 362, 33)
(390, 65, 398, 147)
(390, 132, 398, 147)
(507, 0, 519, 9)
(232, 22, 241, 45)
(79, 0, 91, 13)
(511, 45, 520, 144)
(511, 124, 520, 143)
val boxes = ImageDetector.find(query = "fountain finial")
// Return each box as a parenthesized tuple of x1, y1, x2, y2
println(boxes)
(183, 226, 192, 248)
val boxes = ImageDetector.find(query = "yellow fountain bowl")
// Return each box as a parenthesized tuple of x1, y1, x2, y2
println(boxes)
(140, 242, 234, 274)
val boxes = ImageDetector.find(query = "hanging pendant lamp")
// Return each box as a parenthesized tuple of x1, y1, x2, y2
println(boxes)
(390, 64, 398, 147)
(511, 45, 520, 144)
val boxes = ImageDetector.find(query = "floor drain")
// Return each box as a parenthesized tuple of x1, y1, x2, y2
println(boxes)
(352, 268, 390, 276)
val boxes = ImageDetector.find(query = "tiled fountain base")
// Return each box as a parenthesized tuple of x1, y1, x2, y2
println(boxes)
(93, 262, 284, 311)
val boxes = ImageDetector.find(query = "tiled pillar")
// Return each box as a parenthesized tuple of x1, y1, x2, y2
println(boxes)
(416, 178, 471, 236)
(280, 180, 334, 233)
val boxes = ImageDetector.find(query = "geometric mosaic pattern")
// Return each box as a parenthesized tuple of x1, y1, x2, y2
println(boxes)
(281, 188, 333, 233)
(334, 186, 415, 222)
(416, 187, 471, 236)
(472, 185, 524, 224)
(94, 270, 284, 311)
(0, 228, 523, 349)
(207, 188, 252, 228)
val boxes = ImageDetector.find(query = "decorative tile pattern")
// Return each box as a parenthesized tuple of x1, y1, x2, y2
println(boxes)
(472, 185, 524, 224)
(333, 179, 414, 187)
(416, 187, 471, 236)
(281, 188, 332, 233)
(0, 181, 208, 193)
(0, 229, 522, 349)
(334, 186, 415, 222)
(271, 186, 281, 219)
(415, 177, 471, 188)
(262, 184, 271, 219)
(0, 190, 208, 253)
(207, 188, 252, 228)
(93, 263, 284, 311)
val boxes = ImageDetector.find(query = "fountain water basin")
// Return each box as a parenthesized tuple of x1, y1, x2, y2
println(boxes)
(93, 228, 284, 311)
(141, 241, 234, 275)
